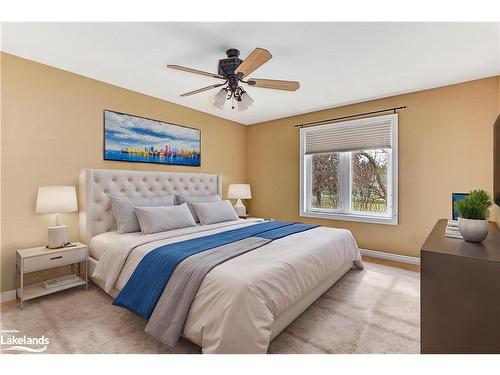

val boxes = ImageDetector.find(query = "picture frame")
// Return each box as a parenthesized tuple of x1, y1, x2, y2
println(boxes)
(103, 110, 201, 167)
(452, 192, 469, 220)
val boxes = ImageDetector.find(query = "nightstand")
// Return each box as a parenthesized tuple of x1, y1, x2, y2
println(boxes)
(240, 216, 265, 222)
(16, 242, 88, 309)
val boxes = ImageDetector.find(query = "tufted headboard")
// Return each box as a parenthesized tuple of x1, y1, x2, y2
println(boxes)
(79, 169, 222, 244)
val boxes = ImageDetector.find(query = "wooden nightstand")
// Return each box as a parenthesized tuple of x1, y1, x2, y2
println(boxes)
(16, 242, 88, 309)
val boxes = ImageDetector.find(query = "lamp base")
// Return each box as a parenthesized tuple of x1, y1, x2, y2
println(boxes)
(47, 225, 68, 249)
(233, 199, 247, 217)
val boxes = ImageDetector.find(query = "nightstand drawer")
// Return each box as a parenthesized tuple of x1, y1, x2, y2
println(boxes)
(23, 248, 86, 272)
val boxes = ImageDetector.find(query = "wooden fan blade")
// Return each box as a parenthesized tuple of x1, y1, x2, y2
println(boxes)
(247, 78, 300, 91)
(180, 84, 224, 97)
(167, 65, 224, 79)
(234, 48, 272, 77)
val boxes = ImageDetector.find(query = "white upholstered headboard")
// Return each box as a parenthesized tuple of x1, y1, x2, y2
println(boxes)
(79, 169, 222, 244)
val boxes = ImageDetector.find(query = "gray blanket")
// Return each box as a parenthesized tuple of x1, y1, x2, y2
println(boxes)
(145, 236, 271, 346)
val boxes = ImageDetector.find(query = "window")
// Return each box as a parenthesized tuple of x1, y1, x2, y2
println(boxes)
(300, 114, 398, 225)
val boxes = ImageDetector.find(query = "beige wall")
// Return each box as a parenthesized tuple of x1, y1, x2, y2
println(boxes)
(247, 76, 500, 258)
(0, 53, 248, 292)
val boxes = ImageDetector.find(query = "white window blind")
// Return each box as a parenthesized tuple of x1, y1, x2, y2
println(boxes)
(304, 116, 393, 155)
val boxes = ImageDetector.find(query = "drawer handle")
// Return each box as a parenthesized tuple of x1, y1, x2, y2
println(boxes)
(50, 256, 63, 260)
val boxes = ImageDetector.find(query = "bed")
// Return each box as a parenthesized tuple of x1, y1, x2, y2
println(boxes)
(79, 168, 363, 354)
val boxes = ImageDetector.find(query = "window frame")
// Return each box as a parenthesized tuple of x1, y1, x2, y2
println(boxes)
(299, 113, 398, 225)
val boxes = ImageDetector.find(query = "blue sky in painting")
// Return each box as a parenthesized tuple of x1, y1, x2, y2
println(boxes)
(104, 111, 200, 152)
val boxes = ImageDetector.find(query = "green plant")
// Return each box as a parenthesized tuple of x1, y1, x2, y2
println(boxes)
(456, 190, 493, 220)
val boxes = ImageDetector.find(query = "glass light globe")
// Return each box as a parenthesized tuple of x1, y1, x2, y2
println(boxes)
(213, 88, 227, 109)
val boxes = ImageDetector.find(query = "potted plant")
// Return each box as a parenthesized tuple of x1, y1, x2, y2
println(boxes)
(456, 189, 493, 242)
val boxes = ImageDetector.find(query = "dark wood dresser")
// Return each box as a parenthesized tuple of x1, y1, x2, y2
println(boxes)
(421, 219, 500, 353)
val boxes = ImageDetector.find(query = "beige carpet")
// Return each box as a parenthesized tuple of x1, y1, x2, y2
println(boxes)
(0, 262, 419, 354)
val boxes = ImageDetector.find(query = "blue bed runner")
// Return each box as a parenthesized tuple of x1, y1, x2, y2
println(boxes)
(113, 221, 317, 319)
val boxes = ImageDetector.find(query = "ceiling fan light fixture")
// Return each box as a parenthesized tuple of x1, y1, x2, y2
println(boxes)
(237, 98, 248, 112)
(213, 88, 227, 109)
(240, 91, 254, 108)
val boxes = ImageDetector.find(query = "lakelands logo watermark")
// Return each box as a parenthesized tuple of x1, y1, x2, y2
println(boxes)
(1, 329, 50, 353)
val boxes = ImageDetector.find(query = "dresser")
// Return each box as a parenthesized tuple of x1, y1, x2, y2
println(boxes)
(421, 219, 500, 353)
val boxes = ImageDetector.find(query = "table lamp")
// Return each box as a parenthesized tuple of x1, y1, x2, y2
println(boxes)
(36, 186, 78, 249)
(227, 184, 252, 217)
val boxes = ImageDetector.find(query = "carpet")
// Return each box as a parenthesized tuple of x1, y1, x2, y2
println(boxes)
(0, 262, 419, 354)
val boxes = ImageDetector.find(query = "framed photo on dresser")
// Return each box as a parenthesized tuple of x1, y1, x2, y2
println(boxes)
(103, 110, 201, 166)
(452, 192, 469, 220)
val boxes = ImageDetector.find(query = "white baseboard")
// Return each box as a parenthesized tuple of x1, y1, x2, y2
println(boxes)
(360, 249, 420, 265)
(0, 289, 17, 303)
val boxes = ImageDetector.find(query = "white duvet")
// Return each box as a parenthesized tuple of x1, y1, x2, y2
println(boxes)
(90, 219, 362, 353)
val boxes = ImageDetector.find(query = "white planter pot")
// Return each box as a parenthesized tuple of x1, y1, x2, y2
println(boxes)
(458, 217, 489, 243)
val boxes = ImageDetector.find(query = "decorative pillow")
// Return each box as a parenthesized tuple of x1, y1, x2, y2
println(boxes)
(175, 194, 221, 222)
(191, 200, 239, 225)
(134, 203, 196, 234)
(110, 195, 175, 233)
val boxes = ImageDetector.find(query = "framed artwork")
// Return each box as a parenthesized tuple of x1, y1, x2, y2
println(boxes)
(452, 193, 469, 220)
(103, 110, 201, 167)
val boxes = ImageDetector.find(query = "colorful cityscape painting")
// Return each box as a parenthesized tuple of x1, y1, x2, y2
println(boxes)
(104, 110, 201, 166)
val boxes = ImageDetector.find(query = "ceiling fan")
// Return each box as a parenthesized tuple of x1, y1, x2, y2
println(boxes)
(167, 48, 300, 111)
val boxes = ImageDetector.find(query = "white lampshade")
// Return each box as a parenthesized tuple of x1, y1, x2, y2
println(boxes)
(237, 99, 248, 112)
(227, 184, 252, 200)
(36, 186, 78, 214)
(237, 92, 254, 111)
(213, 88, 227, 109)
(240, 92, 254, 107)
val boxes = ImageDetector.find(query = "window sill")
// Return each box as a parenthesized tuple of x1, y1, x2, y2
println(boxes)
(300, 210, 398, 225)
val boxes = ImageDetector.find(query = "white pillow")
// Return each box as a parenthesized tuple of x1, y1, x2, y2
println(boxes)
(134, 203, 196, 234)
(191, 200, 239, 225)
(175, 194, 221, 222)
(110, 195, 175, 233)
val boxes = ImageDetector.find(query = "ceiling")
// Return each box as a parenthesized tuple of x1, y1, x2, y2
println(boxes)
(2, 22, 499, 125)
